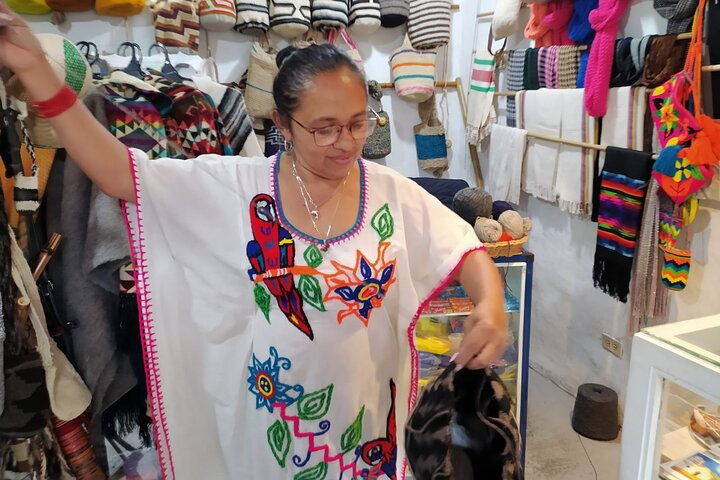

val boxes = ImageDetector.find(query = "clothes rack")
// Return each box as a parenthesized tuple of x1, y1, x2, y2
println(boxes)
(520, 129, 659, 159)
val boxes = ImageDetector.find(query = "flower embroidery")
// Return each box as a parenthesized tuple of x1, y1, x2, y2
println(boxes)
(321, 242, 397, 327)
(247, 347, 304, 412)
(673, 156, 692, 182)
(658, 98, 679, 134)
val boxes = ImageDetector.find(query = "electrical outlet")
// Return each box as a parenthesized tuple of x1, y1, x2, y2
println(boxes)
(601, 333, 623, 358)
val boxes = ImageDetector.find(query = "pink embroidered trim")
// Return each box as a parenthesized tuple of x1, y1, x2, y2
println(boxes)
(401, 245, 486, 480)
(269, 152, 369, 249)
(120, 149, 176, 479)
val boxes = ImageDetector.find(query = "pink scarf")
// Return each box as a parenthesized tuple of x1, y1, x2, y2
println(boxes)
(544, 0, 575, 46)
(583, 0, 631, 117)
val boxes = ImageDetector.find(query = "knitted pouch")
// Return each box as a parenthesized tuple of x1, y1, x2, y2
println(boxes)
(407, 0, 451, 49)
(326, 28, 364, 74)
(0, 352, 51, 439)
(199, 0, 237, 31)
(234, 0, 270, 33)
(95, 0, 145, 16)
(269, 0, 310, 38)
(349, 0, 381, 35)
(245, 35, 278, 120)
(363, 81, 391, 159)
(414, 95, 448, 176)
(153, 0, 200, 53)
(311, 0, 349, 31)
(661, 244, 691, 290)
(380, 0, 408, 27)
(6, 0, 51, 14)
(391, 34, 437, 103)
(649, 73, 700, 149)
(46, 0, 94, 11)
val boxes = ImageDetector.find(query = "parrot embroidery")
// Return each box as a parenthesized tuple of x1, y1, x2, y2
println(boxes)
(247, 194, 314, 340)
(360, 379, 397, 479)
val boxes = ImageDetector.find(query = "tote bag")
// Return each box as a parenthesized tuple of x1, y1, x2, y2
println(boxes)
(199, 0, 237, 31)
(245, 35, 279, 119)
(407, 0, 451, 49)
(234, 0, 270, 33)
(390, 34, 437, 102)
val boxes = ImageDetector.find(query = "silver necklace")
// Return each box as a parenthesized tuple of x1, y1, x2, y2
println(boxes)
(291, 155, 351, 251)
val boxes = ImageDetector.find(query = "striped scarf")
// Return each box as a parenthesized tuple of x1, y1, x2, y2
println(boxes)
(466, 51, 496, 145)
(506, 49, 526, 127)
(593, 147, 653, 303)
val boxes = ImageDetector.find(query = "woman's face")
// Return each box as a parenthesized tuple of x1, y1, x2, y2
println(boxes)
(275, 66, 368, 180)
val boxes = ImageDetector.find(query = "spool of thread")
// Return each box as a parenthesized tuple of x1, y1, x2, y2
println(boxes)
(474, 217, 503, 243)
(571, 383, 619, 441)
(452, 188, 493, 225)
(498, 210, 525, 239)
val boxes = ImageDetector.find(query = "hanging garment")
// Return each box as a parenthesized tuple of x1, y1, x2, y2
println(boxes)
(465, 50, 496, 145)
(523, 48, 541, 91)
(486, 124, 527, 205)
(577, 49, 590, 87)
(544, 45, 560, 89)
(610, 37, 649, 87)
(405, 363, 523, 480)
(120, 147, 484, 478)
(524, 3, 553, 46)
(152, 0, 200, 53)
(654, 0, 699, 33)
(146, 74, 232, 158)
(379, 0, 409, 27)
(629, 179, 668, 333)
(640, 35, 690, 88)
(518, 89, 562, 202)
(569, 0, 598, 44)
(506, 49, 527, 127)
(43, 89, 138, 431)
(558, 46, 581, 88)
(193, 75, 263, 157)
(492, 0, 522, 40)
(538, 47, 549, 88)
(556, 89, 599, 214)
(630, 36, 654, 81)
(234, 0, 271, 32)
(544, 0, 575, 46)
(592, 147, 653, 303)
(583, 0, 632, 117)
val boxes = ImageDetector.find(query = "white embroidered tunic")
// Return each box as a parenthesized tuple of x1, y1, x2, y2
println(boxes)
(122, 149, 482, 479)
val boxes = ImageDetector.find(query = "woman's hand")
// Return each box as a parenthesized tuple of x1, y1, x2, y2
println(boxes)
(0, 3, 46, 75)
(455, 303, 508, 370)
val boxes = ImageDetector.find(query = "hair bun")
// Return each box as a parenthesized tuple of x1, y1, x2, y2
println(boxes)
(276, 46, 299, 68)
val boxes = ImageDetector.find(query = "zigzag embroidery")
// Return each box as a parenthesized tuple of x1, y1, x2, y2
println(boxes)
(273, 402, 365, 478)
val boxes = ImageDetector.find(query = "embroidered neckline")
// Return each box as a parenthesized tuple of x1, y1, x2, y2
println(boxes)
(270, 151, 368, 249)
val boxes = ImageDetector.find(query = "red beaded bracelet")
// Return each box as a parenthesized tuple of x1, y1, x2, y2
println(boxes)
(34, 84, 78, 119)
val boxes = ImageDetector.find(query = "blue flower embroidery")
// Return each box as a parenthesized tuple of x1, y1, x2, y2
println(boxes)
(247, 347, 304, 412)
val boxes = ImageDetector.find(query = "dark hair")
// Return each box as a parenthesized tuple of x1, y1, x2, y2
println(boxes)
(272, 44, 366, 123)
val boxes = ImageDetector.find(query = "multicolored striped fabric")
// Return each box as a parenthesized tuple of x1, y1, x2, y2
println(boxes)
(660, 245, 691, 290)
(593, 146, 653, 303)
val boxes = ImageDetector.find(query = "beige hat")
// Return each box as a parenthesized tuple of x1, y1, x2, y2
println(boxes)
(9, 33, 92, 148)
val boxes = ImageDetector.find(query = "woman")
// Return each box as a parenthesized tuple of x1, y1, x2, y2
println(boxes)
(0, 4, 507, 479)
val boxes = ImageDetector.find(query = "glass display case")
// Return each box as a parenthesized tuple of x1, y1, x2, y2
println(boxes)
(620, 314, 720, 480)
(414, 252, 534, 466)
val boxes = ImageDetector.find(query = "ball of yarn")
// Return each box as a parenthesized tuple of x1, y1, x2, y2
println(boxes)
(452, 188, 493, 225)
(523, 217, 533, 234)
(498, 210, 525, 239)
(492, 201, 515, 220)
(474, 217, 503, 243)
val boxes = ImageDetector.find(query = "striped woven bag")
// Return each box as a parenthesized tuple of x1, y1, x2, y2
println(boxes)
(199, 0, 237, 31)
(407, 0, 451, 49)
(390, 34, 437, 103)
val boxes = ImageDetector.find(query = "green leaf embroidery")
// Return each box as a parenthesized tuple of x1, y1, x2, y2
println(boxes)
(294, 461, 328, 480)
(254, 284, 271, 323)
(299, 275, 326, 312)
(303, 244, 323, 268)
(340, 406, 365, 454)
(297, 384, 334, 421)
(267, 420, 291, 468)
(371, 204, 394, 242)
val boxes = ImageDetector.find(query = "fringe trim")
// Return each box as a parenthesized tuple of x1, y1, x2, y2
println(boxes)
(593, 254, 632, 303)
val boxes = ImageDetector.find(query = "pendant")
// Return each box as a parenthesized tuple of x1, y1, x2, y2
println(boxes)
(321, 241, 329, 252)
(310, 210, 319, 219)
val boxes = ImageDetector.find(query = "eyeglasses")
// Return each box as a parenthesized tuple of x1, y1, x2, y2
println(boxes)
(289, 109, 382, 147)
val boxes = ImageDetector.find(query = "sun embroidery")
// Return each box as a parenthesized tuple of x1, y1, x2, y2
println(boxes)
(247, 347, 304, 413)
(321, 242, 396, 327)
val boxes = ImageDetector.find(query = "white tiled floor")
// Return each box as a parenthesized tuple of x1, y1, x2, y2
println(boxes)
(525, 367, 622, 480)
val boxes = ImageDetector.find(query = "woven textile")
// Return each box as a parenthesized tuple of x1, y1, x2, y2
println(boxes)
(153, 0, 200, 53)
(506, 49, 527, 127)
(544, 45, 560, 88)
(234, 0, 270, 32)
(558, 46, 580, 88)
(654, 0, 699, 33)
(523, 48, 540, 90)
(538, 47, 548, 88)
(593, 147, 653, 303)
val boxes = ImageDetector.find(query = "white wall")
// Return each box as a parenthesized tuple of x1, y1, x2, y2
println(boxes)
(476, 0, 720, 408)
(22, 1, 720, 408)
